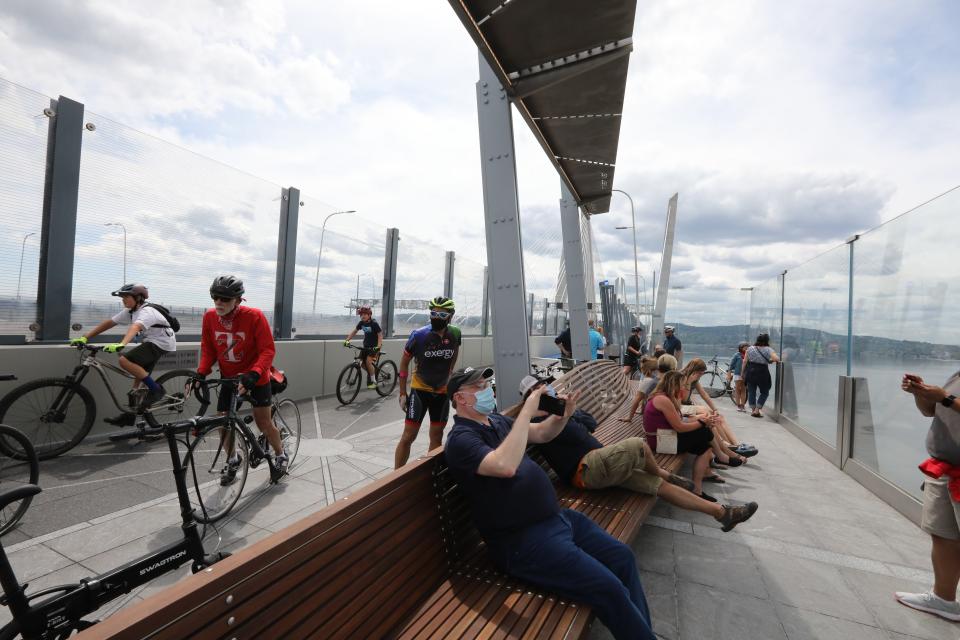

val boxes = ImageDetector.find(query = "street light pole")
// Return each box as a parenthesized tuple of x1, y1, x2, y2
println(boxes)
(612, 189, 640, 317)
(312, 210, 356, 314)
(105, 222, 127, 283)
(17, 232, 35, 300)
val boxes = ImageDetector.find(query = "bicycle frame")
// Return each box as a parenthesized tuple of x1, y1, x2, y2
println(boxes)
(0, 417, 218, 639)
(200, 380, 277, 478)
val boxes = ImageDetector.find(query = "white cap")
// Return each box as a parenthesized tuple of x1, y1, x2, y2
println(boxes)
(518, 374, 549, 398)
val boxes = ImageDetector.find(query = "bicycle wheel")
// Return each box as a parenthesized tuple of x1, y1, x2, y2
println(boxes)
(336, 364, 362, 405)
(144, 369, 211, 429)
(273, 398, 302, 466)
(0, 378, 95, 460)
(0, 425, 39, 536)
(375, 360, 398, 397)
(702, 372, 728, 398)
(185, 420, 248, 524)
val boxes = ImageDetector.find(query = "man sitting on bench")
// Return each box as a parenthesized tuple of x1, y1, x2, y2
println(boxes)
(444, 367, 656, 640)
(518, 375, 758, 532)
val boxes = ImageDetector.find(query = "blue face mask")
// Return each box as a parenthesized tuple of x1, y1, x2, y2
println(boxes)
(472, 387, 496, 414)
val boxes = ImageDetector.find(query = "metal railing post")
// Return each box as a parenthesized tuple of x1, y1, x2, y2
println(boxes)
(443, 251, 455, 299)
(381, 228, 399, 337)
(273, 187, 300, 339)
(481, 266, 490, 337)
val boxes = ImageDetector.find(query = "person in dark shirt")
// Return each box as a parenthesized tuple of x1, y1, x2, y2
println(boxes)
(344, 306, 383, 389)
(518, 376, 758, 532)
(554, 326, 572, 357)
(663, 325, 683, 365)
(621, 325, 645, 378)
(444, 367, 655, 640)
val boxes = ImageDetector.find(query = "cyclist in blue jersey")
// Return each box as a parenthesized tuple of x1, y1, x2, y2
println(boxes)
(344, 306, 383, 389)
(395, 296, 461, 468)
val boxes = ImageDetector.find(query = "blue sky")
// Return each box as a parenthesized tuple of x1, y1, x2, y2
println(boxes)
(0, 0, 957, 329)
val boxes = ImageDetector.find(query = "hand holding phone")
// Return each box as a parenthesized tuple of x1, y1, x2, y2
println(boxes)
(538, 394, 566, 416)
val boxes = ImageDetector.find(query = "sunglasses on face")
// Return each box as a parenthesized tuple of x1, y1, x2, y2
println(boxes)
(430, 310, 451, 319)
(211, 296, 235, 303)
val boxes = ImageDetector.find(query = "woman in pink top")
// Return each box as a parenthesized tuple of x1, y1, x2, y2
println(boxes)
(644, 371, 720, 499)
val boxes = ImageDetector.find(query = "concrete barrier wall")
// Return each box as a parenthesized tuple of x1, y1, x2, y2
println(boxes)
(0, 335, 562, 436)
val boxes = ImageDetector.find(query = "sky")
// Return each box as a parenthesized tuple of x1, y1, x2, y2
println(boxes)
(1, 0, 958, 332)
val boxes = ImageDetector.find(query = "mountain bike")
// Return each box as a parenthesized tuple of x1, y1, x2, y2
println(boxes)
(0, 344, 206, 460)
(702, 355, 735, 402)
(0, 413, 229, 639)
(183, 377, 301, 524)
(336, 344, 398, 405)
(0, 376, 39, 537)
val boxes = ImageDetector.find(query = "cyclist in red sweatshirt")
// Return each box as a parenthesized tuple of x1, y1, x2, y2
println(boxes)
(197, 275, 287, 484)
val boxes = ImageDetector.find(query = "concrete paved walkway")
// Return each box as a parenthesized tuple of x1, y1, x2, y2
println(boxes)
(587, 406, 953, 640)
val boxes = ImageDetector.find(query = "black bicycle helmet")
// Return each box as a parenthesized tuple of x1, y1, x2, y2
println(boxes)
(429, 296, 455, 311)
(111, 283, 149, 300)
(210, 275, 245, 298)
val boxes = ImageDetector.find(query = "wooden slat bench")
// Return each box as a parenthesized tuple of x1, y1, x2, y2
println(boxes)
(81, 360, 681, 640)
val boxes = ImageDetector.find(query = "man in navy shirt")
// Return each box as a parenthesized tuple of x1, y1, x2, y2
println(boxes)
(444, 367, 655, 640)
(663, 325, 683, 365)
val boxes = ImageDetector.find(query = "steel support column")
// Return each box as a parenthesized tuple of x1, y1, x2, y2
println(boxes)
(443, 251, 455, 299)
(273, 187, 300, 339)
(650, 193, 678, 349)
(37, 96, 85, 341)
(559, 181, 590, 362)
(476, 53, 530, 409)
(481, 266, 490, 337)
(381, 228, 400, 337)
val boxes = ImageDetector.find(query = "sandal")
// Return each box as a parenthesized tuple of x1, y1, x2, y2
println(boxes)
(715, 456, 744, 468)
(697, 490, 718, 503)
(703, 474, 726, 484)
(730, 444, 759, 458)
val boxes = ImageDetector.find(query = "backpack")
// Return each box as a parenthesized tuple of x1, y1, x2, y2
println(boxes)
(141, 303, 180, 333)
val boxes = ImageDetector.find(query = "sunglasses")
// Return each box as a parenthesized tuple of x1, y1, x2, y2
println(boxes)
(430, 310, 451, 319)
(211, 296, 236, 303)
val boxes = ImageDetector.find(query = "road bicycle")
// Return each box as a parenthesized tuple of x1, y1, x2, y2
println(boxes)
(0, 376, 39, 537)
(0, 412, 229, 639)
(336, 344, 398, 405)
(530, 359, 562, 379)
(183, 377, 302, 524)
(702, 355, 736, 403)
(0, 345, 206, 460)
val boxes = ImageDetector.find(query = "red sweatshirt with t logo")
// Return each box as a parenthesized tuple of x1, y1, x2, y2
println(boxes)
(198, 306, 275, 386)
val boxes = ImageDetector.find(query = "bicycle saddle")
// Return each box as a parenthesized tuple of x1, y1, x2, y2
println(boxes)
(0, 485, 41, 510)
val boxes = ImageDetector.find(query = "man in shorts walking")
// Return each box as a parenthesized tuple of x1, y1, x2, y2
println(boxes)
(395, 296, 461, 468)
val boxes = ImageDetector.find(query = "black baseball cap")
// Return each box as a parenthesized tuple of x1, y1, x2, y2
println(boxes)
(446, 366, 494, 399)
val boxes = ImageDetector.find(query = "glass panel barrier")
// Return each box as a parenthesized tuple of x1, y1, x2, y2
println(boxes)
(452, 257, 485, 336)
(73, 111, 281, 336)
(292, 201, 385, 336)
(0, 80, 50, 339)
(393, 235, 444, 338)
(750, 275, 783, 396)
(664, 286, 750, 364)
(850, 187, 960, 499)
(779, 245, 849, 444)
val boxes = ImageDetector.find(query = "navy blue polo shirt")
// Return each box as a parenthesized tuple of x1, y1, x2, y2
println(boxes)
(445, 413, 559, 541)
(534, 415, 603, 485)
(663, 335, 682, 355)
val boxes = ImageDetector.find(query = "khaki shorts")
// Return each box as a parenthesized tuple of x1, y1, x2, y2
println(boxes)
(580, 437, 663, 496)
(921, 477, 960, 540)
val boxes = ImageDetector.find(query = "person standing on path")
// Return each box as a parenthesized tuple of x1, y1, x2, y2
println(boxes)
(663, 325, 683, 366)
(895, 371, 960, 622)
(588, 320, 606, 360)
(742, 333, 779, 418)
(622, 326, 645, 377)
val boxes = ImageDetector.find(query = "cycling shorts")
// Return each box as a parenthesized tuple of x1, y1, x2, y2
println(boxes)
(123, 342, 168, 372)
(218, 381, 272, 411)
(359, 347, 379, 361)
(405, 389, 449, 426)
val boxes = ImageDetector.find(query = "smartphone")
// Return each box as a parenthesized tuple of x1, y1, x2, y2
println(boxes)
(538, 394, 566, 416)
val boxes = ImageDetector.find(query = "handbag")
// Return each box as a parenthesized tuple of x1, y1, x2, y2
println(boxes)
(743, 347, 771, 384)
(656, 429, 678, 455)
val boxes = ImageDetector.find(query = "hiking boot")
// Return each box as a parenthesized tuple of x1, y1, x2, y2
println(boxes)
(717, 502, 759, 532)
(220, 454, 242, 486)
(104, 412, 136, 427)
(894, 590, 960, 621)
(667, 473, 696, 492)
(140, 385, 166, 411)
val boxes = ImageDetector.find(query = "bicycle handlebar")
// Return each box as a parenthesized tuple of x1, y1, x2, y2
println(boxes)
(0, 374, 16, 382)
(0, 485, 41, 511)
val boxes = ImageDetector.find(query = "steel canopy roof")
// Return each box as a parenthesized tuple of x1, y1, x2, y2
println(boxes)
(448, 0, 637, 214)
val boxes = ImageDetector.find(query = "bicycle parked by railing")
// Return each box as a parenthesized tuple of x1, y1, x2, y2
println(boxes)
(183, 377, 301, 523)
(0, 412, 230, 639)
(702, 355, 736, 404)
(0, 344, 205, 459)
(336, 344, 398, 405)
(0, 376, 39, 538)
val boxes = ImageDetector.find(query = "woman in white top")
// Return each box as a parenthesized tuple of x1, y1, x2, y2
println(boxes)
(742, 333, 779, 418)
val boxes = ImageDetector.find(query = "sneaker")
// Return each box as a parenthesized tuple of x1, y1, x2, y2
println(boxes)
(717, 502, 759, 532)
(220, 454, 241, 486)
(894, 590, 960, 622)
(140, 384, 166, 411)
(667, 473, 696, 492)
(275, 452, 289, 475)
(367, 380, 377, 389)
(731, 443, 759, 458)
(104, 412, 136, 427)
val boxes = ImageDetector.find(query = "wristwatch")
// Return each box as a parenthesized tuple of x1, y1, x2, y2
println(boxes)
(942, 394, 956, 408)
